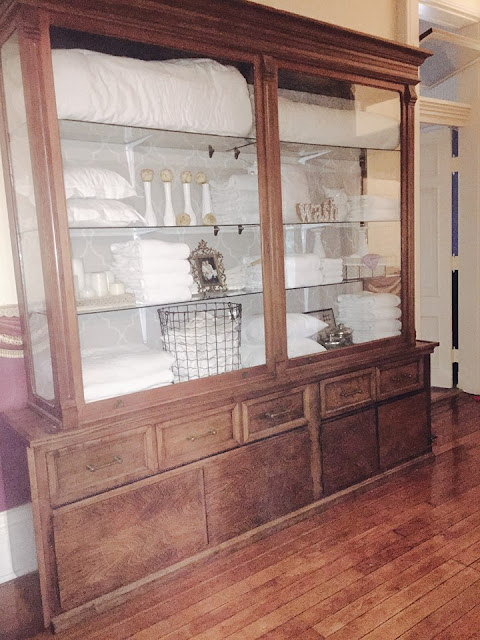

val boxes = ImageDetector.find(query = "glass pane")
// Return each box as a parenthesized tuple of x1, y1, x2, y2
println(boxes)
(50, 28, 265, 401)
(278, 69, 402, 357)
(1, 33, 55, 401)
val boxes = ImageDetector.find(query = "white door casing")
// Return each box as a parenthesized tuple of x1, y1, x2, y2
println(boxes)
(419, 126, 453, 388)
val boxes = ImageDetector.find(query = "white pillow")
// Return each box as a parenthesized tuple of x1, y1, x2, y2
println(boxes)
(67, 199, 146, 227)
(64, 166, 136, 199)
(242, 312, 328, 344)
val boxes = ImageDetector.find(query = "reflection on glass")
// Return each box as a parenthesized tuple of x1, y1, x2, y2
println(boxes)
(278, 70, 402, 357)
(1, 34, 55, 401)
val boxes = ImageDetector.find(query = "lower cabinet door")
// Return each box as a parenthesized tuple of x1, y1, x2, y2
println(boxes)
(321, 408, 379, 495)
(53, 468, 208, 610)
(204, 428, 314, 545)
(378, 392, 430, 470)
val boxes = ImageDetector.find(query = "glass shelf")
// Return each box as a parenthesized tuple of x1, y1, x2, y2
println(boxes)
(59, 118, 401, 157)
(68, 223, 259, 237)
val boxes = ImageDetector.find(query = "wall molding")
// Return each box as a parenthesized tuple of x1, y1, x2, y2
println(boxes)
(420, 96, 472, 126)
(420, 0, 480, 28)
(0, 503, 37, 584)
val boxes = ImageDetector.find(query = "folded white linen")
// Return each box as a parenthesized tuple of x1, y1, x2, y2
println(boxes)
(285, 254, 322, 272)
(81, 344, 174, 384)
(118, 272, 194, 289)
(112, 256, 191, 275)
(136, 287, 192, 305)
(52, 51, 253, 137)
(241, 337, 326, 368)
(337, 292, 401, 307)
(347, 208, 400, 222)
(342, 319, 402, 332)
(348, 195, 399, 210)
(277, 96, 400, 150)
(338, 306, 402, 321)
(321, 275, 344, 285)
(285, 272, 326, 288)
(111, 239, 190, 261)
(242, 313, 328, 344)
(352, 329, 401, 343)
(84, 370, 174, 402)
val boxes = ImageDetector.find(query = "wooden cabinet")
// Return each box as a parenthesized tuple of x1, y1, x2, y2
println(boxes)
(321, 408, 378, 495)
(0, 0, 436, 630)
(53, 467, 208, 609)
(378, 392, 430, 469)
(204, 428, 314, 545)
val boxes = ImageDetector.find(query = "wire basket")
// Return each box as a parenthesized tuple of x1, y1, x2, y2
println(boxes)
(158, 302, 242, 382)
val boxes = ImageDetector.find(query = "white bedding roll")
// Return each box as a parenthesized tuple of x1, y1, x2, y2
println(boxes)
(52, 50, 253, 137)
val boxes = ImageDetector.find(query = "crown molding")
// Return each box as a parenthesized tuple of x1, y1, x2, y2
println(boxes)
(419, 96, 471, 126)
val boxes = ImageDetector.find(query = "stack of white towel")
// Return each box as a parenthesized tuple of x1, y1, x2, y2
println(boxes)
(337, 292, 402, 343)
(210, 174, 259, 224)
(241, 313, 327, 367)
(162, 310, 240, 381)
(347, 195, 400, 221)
(81, 344, 174, 402)
(244, 254, 343, 291)
(110, 239, 193, 305)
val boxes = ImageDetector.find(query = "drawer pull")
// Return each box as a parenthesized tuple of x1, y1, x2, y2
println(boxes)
(262, 409, 291, 420)
(340, 388, 363, 399)
(186, 429, 217, 442)
(391, 373, 413, 383)
(86, 455, 123, 472)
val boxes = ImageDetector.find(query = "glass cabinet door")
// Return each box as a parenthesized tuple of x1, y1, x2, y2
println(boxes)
(1, 33, 55, 403)
(277, 68, 402, 358)
(48, 28, 267, 403)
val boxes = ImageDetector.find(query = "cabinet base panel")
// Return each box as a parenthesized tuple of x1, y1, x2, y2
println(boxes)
(51, 450, 433, 633)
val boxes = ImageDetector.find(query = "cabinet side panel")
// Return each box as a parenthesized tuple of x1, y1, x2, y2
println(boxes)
(204, 428, 314, 545)
(53, 467, 207, 609)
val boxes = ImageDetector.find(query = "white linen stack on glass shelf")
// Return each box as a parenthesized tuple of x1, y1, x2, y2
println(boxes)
(245, 254, 344, 291)
(110, 239, 193, 305)
(241, 313, 327, 367)
(169, 312, 239, 381)
(210, 174, 259, 224)
(346, 195, 400, 221)
(81, 344, 175, 402)
(337, 292, 402, 343)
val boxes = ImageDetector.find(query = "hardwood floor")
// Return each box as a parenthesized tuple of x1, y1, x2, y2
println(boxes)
(17, 392, 480, 639)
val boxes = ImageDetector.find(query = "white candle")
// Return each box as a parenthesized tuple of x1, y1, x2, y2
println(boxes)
(109, 282, 125, 296)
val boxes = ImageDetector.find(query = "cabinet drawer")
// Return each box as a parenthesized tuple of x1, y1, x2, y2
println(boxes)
(157, 404, 241, 468)
(377, 358, 424, 400)
(241, 388, 308, 442)
(320, 369, 375, 418)
(47, 425, 157, 506)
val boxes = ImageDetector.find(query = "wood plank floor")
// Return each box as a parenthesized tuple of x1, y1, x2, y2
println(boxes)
(20, 393, 480, 639)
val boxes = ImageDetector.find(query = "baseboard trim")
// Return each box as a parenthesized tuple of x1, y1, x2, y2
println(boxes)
(0, 503, 37, 584)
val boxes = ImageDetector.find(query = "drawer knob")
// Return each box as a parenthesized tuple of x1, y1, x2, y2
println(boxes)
(263, 409, 291, 420)
(86, 455, 123, 472)
(186, 429, 217, 442)
(340, 388, 362, 399)
(392, 373, 413, 383)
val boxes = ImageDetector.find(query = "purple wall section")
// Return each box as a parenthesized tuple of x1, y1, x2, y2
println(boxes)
(0, 314, 30, 512)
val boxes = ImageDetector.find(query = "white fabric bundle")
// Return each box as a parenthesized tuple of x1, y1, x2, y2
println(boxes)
(277, 96, 400, 149)
(81, 344, 174, 402)
(110, 239, 192, 304)
(52, 50, 253, 137)
(337, 292, 402, 343)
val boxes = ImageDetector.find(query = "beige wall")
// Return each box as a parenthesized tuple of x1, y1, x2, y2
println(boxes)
(249, 0, 400, 40)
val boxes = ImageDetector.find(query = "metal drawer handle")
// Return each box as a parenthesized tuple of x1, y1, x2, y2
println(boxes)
(186, 429, 217, 442)
(263, 409, 291, 420)
(86, 455, 123, 472)
(340, 388, 363, 399)
(392, 373, 413, 383)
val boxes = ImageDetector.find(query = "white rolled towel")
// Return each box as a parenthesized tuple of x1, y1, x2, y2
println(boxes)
(285, 253, 322, 272)
(242, 312, 328, 344)
(136, 286, 193, 305)
(338, 306, 401, 321)
(112, 256, 191, 275)
(338, 292, 401, 307)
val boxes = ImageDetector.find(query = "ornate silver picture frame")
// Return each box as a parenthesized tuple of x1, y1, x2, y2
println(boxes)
(189, 239, 227, 293)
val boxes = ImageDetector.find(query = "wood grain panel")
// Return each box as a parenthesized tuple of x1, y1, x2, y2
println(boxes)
(376, 358, 424, 400)
(53, 468, 207, 609)
(241, 387, 307, 442)
(204, 429, 314, 545)
(378, 392, 430, 470)
(321, 408, 378, 495)
(320, 369, 376, 419)
(47, 424, 157, 506)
